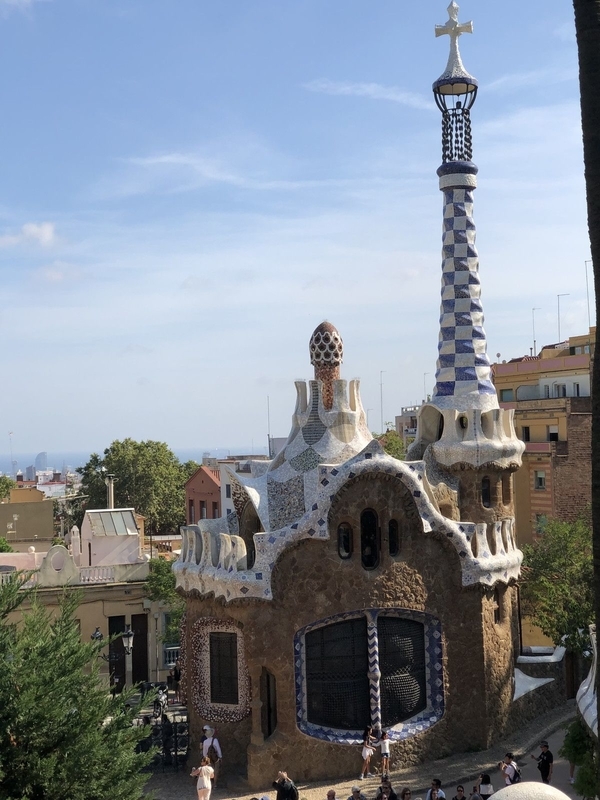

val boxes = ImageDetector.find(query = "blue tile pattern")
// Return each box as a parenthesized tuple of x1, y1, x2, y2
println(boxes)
(434, 186, 496, 402)
(294, 608, 444, 745)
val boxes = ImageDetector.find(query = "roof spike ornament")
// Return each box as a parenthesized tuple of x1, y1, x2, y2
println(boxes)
(433, 2, 478, 163)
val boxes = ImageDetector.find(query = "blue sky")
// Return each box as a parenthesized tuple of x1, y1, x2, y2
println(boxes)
(0, 0, 590, 459)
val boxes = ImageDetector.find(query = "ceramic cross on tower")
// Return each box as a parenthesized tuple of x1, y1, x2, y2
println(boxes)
(435, 2, 473, 79)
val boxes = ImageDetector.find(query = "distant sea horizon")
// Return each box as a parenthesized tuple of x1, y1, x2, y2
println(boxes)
(0, 444, 271, 477)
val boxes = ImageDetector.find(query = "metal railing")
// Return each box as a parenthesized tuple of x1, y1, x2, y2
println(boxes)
(163, 645, 180, 667)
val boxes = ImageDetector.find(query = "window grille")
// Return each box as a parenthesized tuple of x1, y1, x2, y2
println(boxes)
(379, 617, 426, 726)
(209, 632, 239, 705)
(305, 618, 369, 729)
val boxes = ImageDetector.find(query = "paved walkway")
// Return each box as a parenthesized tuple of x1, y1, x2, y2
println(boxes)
(145, 701, 578, 800)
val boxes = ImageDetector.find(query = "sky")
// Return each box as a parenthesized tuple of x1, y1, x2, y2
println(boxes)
(0, 0, 592, 463)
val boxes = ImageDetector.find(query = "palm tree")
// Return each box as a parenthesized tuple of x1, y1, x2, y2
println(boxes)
(573, 0, 600, 791)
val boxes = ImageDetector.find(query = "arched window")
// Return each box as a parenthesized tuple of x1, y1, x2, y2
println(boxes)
(337, 523, 353, 559)
(481, 477, 491, 508)
(388, 519, 400, 557)
(360, 509, 379, 570)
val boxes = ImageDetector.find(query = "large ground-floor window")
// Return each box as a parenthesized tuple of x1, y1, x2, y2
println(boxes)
(294, 609, 443, 744)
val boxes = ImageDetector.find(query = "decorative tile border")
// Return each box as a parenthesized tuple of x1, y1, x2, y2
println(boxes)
(174, 443, 522, 602)
(190, 616, 251, 723)
(293, 608, 444, 744)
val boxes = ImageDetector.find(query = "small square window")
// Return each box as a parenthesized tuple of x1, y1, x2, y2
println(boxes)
(547, 425, 558, 442)
(499, 389, 514, 402)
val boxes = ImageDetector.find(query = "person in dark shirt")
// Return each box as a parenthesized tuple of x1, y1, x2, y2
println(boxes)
(531, 741, 553, 784)
(375, 778, 398, 800)
(451, 786, 467, 800)
(272, 771, 297, 800)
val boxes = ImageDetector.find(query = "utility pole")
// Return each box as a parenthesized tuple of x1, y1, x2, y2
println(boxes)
(532, 307, 541, 357)
(379, 371, 385, 433)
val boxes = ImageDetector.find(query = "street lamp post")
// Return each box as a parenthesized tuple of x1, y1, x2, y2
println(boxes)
(91, 624, 135, 688)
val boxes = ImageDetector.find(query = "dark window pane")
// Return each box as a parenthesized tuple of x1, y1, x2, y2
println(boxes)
(338, 523, 353, 559)
(209, 632, 239, 704)
(389, 519, 399, 557)
(481, 477, 491, 508)
(361, 509, 379, 570)
(378, 616, 426, 726)
(305, 618, 369, 729)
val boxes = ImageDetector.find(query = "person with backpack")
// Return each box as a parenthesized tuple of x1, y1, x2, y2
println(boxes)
(201, 725, 222, 787)
(272, 771, 299, 800)
(499, 753, 521, 785)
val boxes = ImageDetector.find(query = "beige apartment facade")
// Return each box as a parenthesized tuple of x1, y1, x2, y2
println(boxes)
(493, 329, 594, 545)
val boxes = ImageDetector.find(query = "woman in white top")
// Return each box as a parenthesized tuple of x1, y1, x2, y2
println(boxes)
(477, 773, 493, 799)
(191, 756, 215, 800)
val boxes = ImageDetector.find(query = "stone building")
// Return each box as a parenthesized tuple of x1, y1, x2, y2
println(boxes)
(174, 5, 566, 787)
(492, 329, 594, 544)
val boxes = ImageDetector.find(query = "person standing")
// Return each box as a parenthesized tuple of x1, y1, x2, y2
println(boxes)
(426, 780, 445, 800)
(191, 757, 214, 800)
(378, 730, 391, 777)
(359, 726, 376, 780)
(477, 773, 493, 799)
(499, 754, 519, 786)
(531, 741, 553, 784)
(272, 771, 298, 800)
(201, 725, 222, 787)
(452, 786, 467, 800)
(171, 659, 182, 704)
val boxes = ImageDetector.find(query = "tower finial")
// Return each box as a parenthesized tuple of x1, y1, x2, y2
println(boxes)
(435, 2, 474, 83)
(433, 2, 478, 163)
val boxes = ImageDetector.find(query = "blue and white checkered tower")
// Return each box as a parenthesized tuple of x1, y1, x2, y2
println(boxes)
(408, 3, 524, 472)
(431, 1, 496, 413)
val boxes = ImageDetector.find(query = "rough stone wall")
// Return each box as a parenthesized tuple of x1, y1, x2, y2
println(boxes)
(183, 472, 527, 788)
(553, 408, 592, 523)
(456, 468, 515, 524)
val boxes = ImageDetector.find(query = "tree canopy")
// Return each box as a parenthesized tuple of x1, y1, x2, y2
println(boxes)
(0, 577, 151, 799)
(77, 439, 198, 534)
(375, 428, 406, 460)
(0, 476, 16, 502)
(520, 515, 593, 653)
(146, 557, 185, 644)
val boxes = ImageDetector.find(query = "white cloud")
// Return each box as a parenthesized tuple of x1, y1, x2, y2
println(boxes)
(33, 261, 82, 284)
(0, 221, 56, 248)
(303, 78, 435, 111)
(22, 222, 56, 246)
(486, 67, 576, 93)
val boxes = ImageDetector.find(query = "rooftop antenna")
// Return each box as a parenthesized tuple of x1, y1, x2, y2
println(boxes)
(532, 308, 541, 356)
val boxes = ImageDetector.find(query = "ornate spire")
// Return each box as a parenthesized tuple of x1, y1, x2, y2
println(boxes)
(429, 4, 496, 413)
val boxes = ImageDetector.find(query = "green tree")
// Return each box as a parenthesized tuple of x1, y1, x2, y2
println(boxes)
(0, 577, 151, 799)
(77, 439, 198, 534)
(0, 538, 13, 553)
(0, 476, 15, 502)
(146, 557, 184, 644)
(520, 515, 593, 653)
(375, 428, 406, 460)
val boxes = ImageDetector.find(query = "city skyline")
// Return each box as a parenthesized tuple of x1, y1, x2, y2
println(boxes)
(0, 1, 591, 452)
